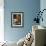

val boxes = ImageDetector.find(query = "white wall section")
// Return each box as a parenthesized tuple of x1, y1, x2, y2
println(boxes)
(0, 0, 4, 42)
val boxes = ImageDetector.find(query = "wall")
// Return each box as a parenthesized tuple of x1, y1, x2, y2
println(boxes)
(4, 0, 40, 42)
(0, 0, 4, 42)
(40, 0, 46, 45)
(40, 0, 46, 27)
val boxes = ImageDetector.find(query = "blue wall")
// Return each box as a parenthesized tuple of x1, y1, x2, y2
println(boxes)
(4, 0, 40, 42)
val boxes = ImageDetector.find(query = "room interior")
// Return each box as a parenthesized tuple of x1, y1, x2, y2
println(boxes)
(0, 0, 46, 46)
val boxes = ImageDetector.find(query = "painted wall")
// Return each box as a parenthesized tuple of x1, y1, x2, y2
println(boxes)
(0, 0, 4, 42)
(40, 0, 46, 45)
(4, 0, 40, 42)
(40, 0, 46, 27)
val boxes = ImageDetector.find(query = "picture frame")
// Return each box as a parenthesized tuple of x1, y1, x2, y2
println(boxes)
(11, 12, 24, 28)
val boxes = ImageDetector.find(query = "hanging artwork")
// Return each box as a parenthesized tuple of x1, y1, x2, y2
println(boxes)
(11, 12, 24, 28)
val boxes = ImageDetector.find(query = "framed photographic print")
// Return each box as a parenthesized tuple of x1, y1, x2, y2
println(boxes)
(11, 12, 24, 28)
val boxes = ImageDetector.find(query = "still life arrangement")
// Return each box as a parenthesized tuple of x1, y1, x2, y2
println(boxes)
(33, 9, 46, 24)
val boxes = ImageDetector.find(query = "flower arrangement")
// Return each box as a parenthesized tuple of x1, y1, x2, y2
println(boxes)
(33, 9, 46, 23)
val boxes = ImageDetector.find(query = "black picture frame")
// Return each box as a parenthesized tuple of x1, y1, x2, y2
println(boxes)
(11, 12, 24, 28)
